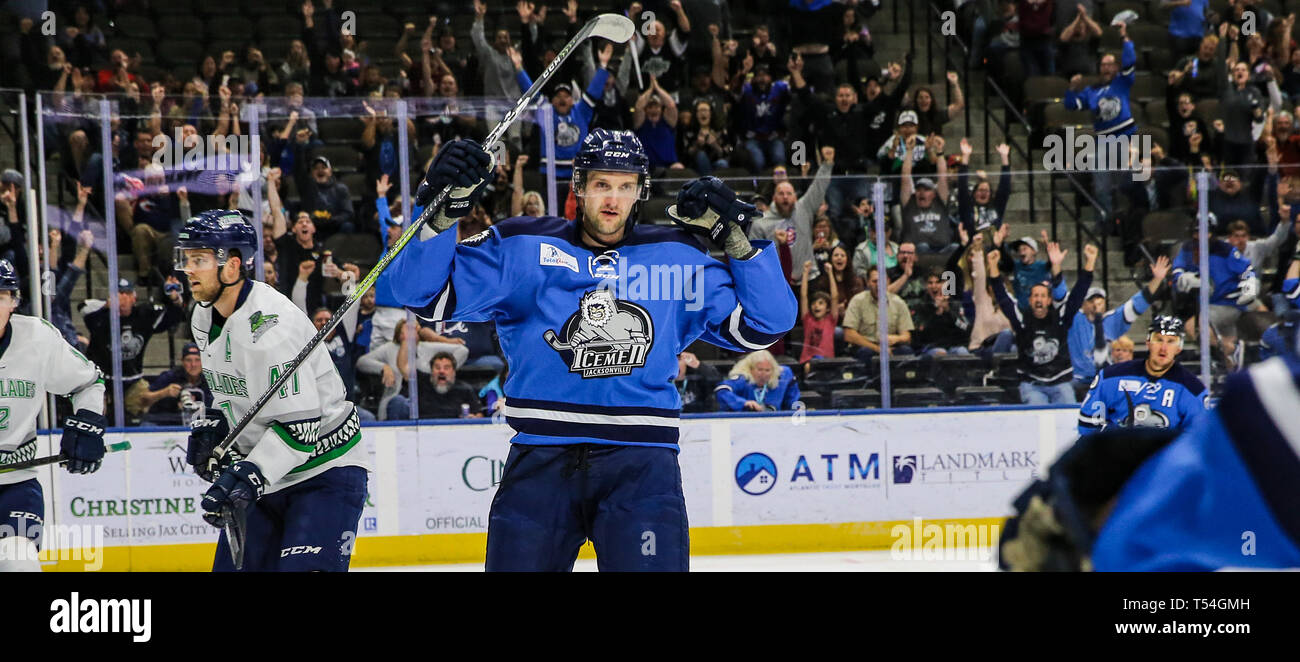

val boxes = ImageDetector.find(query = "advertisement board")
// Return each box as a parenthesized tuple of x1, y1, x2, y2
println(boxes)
(40, 407, 1081, 568)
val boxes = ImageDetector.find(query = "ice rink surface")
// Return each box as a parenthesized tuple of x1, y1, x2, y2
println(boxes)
(354, 549, 999, 572)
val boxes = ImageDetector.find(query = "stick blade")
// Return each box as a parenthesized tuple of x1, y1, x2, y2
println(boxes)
(590, 14, 635, 43)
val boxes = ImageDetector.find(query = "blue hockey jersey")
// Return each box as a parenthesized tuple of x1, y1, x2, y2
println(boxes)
(715, 365, 801, 411)
(1171, 238, 1257, 309)
(388, 216, 797, 448)
(517, 68, 609, 179)
(1077, 358, 1207, 437)
(1092, 355, 1300, 570)
(1065, 40, 1137, 136)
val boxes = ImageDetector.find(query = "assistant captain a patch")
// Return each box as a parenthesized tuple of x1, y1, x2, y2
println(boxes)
(544, 289, 653, 378)
(249, 310, 280, 342)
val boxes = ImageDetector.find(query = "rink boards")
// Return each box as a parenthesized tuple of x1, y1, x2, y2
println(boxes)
(36, 406, 1081, 571)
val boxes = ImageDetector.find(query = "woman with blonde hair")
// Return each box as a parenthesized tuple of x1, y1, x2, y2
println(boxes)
(510, 153, 545, 217)
(715, 350, 801, 412)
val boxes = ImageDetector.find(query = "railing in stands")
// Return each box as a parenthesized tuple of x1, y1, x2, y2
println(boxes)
(918, 1, 1110, 294)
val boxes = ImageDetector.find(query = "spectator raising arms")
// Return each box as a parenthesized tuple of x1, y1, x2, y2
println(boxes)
(749, 146, 834, 282)
(632, 75, 683, 171)
(733, 61, 791, 172)
(988, 242, 1097, 405)
(83, 278, 184, 421)
(715, 350, 800, 412)
(1065, 20, 1137, 222)
(799, 260, 839, 366)
(898, 134, 954, 255)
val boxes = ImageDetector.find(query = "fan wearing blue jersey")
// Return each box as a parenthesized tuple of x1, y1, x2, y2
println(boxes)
(1171, 222, 1259, 371)
(392, 130, 796, 571)
(1077, 316, 1208, 437)
(1065, 21, 1137, 222)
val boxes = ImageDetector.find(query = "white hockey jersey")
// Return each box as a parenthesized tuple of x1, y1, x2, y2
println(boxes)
(0, 315, 105, 486)
(190, 280, 367, 493)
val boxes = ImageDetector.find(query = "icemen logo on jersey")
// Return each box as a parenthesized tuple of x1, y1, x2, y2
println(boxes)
(1030, 335, 1061, 365)
(1098, 95, 1122, 122)
(589, 251, 620, 279)
(120, 328, 145, 361)
(539, 243, 579, 273)
(249, 310, 279, 342)
(544, 290, 654, 378)
(1127, 402, 1171, 429)
(555, 121, 581, 147)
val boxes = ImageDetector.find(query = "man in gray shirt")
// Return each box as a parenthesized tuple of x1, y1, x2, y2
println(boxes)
(899, 139, 954, 254)
(748, 147, 834, 281)
(472, 0, 524, 150)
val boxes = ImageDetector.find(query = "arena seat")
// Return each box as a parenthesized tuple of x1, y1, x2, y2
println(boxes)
(830, 388, 880, 409)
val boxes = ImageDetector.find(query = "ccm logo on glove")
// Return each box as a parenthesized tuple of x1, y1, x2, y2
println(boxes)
(62, 417, 104, 435)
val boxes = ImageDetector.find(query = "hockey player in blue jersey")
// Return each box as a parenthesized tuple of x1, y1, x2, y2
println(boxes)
(1001, 330, 1300, 571)
(391, 130, 796, 571)
(1077, 315, 1207, 437)
(1171, 222, 1259, 370)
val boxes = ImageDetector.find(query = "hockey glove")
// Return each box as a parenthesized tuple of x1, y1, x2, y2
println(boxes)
(60, 409, 107, 474)
(201, 460, 266, 528)
(415, 139, 493, 233)
(998, 427, 1177, 572)
(188, 408, 243, 483)
(1175, 272, 1200, 293)
(667, 176, 759, 260)
(1233, 275, 1259, 306)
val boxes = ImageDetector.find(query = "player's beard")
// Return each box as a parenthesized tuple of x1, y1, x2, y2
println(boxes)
(580, 199, 631, 245)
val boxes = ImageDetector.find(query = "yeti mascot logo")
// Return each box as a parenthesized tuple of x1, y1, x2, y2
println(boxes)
(1127, 402, 1170, 429)
(544, 290, 654, 378)
(1030, 335, 1060, 365)
(1097, 96, 1122, 122)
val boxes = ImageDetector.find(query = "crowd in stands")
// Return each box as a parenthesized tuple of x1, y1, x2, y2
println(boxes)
(3, 0, 1299, 422)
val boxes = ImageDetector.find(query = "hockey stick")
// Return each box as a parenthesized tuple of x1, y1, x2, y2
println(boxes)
(205, 12, 635, 474)
(0, 440, 133, 474)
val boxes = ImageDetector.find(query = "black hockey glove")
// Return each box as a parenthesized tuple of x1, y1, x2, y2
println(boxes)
(415, 139, 493, 232)
(60, 409, 107, 474)
(667, 176, 759, 259)
(998, 427, 1177, 572)
(187, 408, 243, 483)
(201, 460, 266, 527)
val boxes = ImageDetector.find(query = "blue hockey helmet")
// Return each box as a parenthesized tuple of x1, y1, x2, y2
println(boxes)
(0, 259, 18, 293)
(1149, 315, 1186, 341)
(174, 209, 259, 274)
(572, 128, 652, 205)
